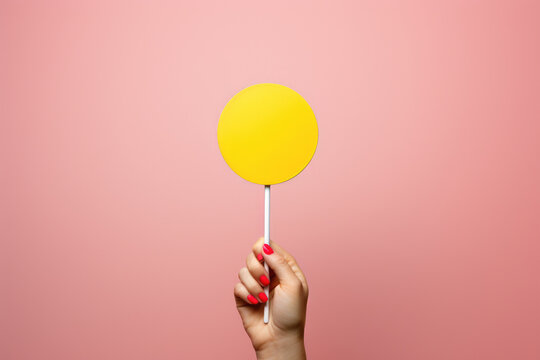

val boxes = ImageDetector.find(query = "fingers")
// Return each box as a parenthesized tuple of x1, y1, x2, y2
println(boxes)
(261, 243, 303, 291)
(252, 237, 309, 293)
(234, 281, 261, 305)
(238, 267, 268, 304)
(246, 252, 271, 288)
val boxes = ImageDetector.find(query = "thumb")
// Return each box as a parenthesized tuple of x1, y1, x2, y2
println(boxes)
(261, 243, 300, 289)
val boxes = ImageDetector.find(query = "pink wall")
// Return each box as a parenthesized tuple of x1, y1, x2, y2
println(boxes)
(2, 1, 539, 359)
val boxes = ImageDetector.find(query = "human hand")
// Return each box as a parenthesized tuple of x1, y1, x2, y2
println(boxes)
(234, 238, 309, 360)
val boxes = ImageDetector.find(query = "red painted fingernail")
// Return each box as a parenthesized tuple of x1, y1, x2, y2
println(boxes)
(247, 294, 258, 304)
(256, 253, 263, 261)
(263, 244, 273, 255)
(260, 274, 270, 286)
(258, 292, 268, 303)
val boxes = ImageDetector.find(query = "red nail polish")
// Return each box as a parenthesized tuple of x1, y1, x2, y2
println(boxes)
(263, 244, 273, 255)
(247, 294, 258, 304)
(260, 274, 270, 286)
(258, 292, 268, 303)
(256, 253, 263, 261)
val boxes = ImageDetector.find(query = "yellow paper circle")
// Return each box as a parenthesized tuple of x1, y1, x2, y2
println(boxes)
(217, 83, 318, 185)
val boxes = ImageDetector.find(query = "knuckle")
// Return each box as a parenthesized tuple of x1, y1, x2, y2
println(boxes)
(233, 282, 242, 295)
(302, 280, 309, 295)
(285, 253, 296, 263)
(247, 258, 261, 274)
(274, 254, 286, 265)
(252, 238, 264, 253)
(238, 267, 248, 280)
(246, 254, 256, 269)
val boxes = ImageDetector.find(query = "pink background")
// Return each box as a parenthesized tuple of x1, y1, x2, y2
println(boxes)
(2, 1, 539, 359)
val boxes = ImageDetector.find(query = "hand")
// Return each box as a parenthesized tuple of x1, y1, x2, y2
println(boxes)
(234, 238, 309, 360)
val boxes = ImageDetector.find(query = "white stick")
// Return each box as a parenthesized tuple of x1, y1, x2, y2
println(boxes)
(263, 185, 270, 324)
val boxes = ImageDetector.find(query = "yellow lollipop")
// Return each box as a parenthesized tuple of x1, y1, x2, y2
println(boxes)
(218, 83, 318, 185)
(217, 83, 318, 324)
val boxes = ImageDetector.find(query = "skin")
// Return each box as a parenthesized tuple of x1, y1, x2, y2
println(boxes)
(234, 238, 309, 360)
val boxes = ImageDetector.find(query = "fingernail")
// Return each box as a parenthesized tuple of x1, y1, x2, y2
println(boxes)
(247, 294, 258, 304)
(260, 274, 270, 286)
(258, 292, 268, 303)
(256, 253, 263, 261)
(263, 244, 273, 255)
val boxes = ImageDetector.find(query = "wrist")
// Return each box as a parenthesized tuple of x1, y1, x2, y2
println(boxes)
(256, 334, 306, 360)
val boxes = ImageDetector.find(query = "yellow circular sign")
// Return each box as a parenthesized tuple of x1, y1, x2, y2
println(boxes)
(217, 83, 318, 185)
